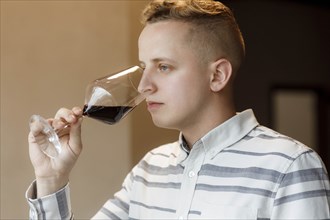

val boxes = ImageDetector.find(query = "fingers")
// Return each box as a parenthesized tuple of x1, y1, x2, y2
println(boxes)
(29, 107, 83, 158)
(28, 131, 48, 159)
(29, 116, 45, 137)
(72, 106, 83, 116)
(53, 107, 83, 130)
(68, 117, 83, 157)
(54, 107, 83, 157)
(28, 117, 49, 162)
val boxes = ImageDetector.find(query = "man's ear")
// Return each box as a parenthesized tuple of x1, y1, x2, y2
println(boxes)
(209, 58, 232, 92)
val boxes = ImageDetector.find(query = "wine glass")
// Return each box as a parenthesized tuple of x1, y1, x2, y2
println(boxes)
(29, 66, 145, 158)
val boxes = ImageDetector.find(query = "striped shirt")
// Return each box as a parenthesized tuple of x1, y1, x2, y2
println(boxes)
(26, 109, 330, 219)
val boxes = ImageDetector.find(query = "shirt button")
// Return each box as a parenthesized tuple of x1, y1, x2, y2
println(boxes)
(188, 171, 195, 178)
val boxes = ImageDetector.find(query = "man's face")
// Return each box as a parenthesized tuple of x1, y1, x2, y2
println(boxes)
(138, 20, 214, 131)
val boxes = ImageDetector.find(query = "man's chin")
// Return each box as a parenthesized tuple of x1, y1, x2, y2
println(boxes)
(151, 117, 178, 131)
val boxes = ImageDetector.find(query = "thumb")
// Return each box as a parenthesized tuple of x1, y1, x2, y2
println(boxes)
(68, 117, 83, 157)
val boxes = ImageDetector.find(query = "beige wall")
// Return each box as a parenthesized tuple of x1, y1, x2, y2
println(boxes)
(0, 1, 178, 219)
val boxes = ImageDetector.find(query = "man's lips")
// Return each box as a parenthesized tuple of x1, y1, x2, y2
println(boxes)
(146, 101, 163, 111)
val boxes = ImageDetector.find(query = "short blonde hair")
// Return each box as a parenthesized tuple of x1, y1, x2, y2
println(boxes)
(141, 0, 245, 75)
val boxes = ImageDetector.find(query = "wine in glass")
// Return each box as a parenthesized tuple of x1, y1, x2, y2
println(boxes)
(29, 66, 145, 158)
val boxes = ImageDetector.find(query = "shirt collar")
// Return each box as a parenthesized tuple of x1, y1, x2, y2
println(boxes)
(178, 109, 259, 161)
(179, 134, 190, 154)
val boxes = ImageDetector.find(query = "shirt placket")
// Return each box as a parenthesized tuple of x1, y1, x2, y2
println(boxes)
(176, 141, 205, 219)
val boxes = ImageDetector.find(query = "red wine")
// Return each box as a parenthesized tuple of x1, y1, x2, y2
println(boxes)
(83, 105, 133, 125)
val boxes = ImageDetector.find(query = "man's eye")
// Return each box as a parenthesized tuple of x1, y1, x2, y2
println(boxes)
(159, 64, 169, 72)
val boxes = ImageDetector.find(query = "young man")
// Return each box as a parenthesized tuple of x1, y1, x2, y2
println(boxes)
(27, 0, 330, 219)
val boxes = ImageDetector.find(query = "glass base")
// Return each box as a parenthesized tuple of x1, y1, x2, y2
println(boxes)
(29, 115, 62, 158)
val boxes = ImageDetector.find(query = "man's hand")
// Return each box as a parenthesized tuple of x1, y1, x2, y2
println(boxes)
(28, 107, 83, 197)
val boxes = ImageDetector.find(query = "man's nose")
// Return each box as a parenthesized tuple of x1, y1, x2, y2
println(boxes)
(138, 68, 155, 95)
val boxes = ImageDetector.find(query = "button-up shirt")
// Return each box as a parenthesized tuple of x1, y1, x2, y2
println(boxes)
(26, 109, 330, 219)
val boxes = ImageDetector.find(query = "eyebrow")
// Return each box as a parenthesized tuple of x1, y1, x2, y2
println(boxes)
(139, 57, 178, 67)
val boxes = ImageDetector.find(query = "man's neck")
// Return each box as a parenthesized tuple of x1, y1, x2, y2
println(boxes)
(182, 104, 236, 149)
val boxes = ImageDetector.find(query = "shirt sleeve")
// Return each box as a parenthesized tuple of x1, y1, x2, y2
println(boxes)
(26, 181, 73, 220)
(271, 150, 330, 219)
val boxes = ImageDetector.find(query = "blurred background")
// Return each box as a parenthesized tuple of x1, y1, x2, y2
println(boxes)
(1, 0, 329, 219)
